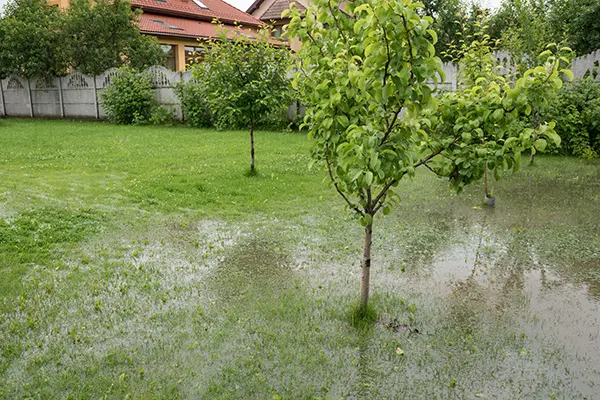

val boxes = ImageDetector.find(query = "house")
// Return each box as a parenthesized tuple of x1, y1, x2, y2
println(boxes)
(47, 0, 265, 71)
(246, 0, 307, 51)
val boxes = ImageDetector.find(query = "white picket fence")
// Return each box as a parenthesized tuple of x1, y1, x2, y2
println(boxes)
(1, 50, 599, 119)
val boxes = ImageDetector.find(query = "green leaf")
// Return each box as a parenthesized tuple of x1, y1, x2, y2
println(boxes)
(399, 67, 410, 87)
(492, 109, 504, 121)
(365, 171, 374, 186)
(336, 115, 349, 127)
(534, 138, 547, 152)
(359, 214, 372, 227)
(560, 69, 574, 81)
(426, 29, 438, 44)
(494, 167, 502, 181)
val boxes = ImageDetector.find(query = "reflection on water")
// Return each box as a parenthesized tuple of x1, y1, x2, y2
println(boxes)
(376, 219, 600, 397)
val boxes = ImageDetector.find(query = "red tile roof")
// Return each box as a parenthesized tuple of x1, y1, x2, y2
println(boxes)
(261, 0, 304, 20)
(140, 13, 283, 44)
(140, 13, 221, 38)
(133, 0, 263, 26)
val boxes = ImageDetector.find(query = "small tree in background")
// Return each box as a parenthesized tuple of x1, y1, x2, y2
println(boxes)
(0, 0, 164, 79)
(287, 0, 567, 313)
(62, 0, 164, 76)
(191, 24, 291, 175)
(0, 0, 68, 79)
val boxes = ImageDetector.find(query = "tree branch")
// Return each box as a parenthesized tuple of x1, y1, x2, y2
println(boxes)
(306, 30, 325, 58)
(399, 12, 415, 81)
(423, 162, 445, 177)
(413, 143, 451, 169)
(371, 141, 455, 209)
(373, 193, 387, 214)
(328, 0, 348, 46)
(325, 143, 364, 216)
(381, 105, 403, 145)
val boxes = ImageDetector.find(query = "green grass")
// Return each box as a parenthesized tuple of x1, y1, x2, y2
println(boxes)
(1, 119, 599, 399)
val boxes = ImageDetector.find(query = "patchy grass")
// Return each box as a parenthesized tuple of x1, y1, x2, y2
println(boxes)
(0, 119, 599, 398)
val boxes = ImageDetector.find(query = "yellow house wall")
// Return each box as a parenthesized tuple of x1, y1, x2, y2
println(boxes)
(48, 0, 70, 9)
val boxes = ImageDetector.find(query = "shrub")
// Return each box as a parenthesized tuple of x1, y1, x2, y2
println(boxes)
(547, 77, 600, 158)
(149, 105, 177, 126)
(256, 106, 293, 131)
(174, 81, 213, 128)
(100, 67, 155, 124)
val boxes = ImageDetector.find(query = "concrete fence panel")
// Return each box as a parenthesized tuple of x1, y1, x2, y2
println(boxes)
(31, 77, 62, 117)
(1, 53, 599, 121)
(572, 50, 600, 80)
(2, 76, 31, 117)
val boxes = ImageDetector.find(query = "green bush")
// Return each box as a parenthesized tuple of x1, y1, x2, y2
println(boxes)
(547, 77, 600, 158)
(149, 105, 177, 126)
(100, 67, 156, 125)
(174, 81, 213, 128)
(256, 106, 294, 131)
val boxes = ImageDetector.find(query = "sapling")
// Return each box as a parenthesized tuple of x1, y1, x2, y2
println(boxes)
(287, 0, 568, 312)
(191, 24, 291, 174)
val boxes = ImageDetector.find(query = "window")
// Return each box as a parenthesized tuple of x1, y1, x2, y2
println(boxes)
(192, 0, 208, 9)
(185, 46, 205, 67)
(162, 45, 177, 71)
(272, 25, 284, 40)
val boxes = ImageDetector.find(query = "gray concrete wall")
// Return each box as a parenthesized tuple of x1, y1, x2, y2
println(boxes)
(0, 66, 191, 120)
(1, 54, 599, 119)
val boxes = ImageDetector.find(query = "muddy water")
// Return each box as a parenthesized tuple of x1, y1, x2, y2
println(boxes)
(364, 184, 600, 397)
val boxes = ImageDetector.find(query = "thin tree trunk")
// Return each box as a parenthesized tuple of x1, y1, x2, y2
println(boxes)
(530, 106, 539, 164)
(360, 221, 373, 310)
(483, 166, 489, 197)
(250, 117, 255, 173)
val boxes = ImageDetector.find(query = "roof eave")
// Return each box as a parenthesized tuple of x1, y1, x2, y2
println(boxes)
(133, 5, 263, 27)
(246, 0, 264, 14)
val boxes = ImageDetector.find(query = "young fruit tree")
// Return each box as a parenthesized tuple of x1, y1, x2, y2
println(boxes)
(191, 25, 291, 174)
(437, 19, 571, 198)
(286, 0, 569, 312)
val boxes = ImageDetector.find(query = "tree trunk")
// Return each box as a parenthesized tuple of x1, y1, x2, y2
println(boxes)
(483, 166, 489, 197)
(360, 221, 373, 310)
(250, 118, 255, 173)
(530, 107, 539, 164)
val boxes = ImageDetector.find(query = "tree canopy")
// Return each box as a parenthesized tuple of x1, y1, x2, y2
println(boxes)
(287, 0, 567, 311)
(490, 0, 600, 58)
(0, 0, 67, 79)
(63, 0, 164, 76)
(191, 25, 291, 174)
(0, 0, 164, 79)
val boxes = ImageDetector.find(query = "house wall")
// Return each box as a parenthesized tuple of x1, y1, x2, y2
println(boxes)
(48, 0, 70, 9)
(154, 35, 205, 72)
(250, 1, 306, 52)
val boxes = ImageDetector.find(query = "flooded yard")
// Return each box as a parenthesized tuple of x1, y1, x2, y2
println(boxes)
(0, 120, 598, 398)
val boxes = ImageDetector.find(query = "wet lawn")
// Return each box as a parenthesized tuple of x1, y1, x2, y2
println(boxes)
(1, 119, 599, 399)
